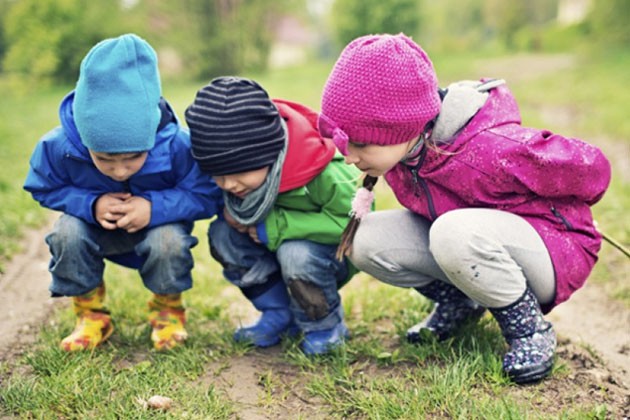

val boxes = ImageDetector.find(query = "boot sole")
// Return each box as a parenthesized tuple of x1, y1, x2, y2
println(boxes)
(234, 325, 300, 348)
(508, 359, 554, 384)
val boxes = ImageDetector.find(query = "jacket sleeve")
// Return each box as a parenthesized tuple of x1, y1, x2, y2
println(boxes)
(145, 133, 222, 227)
(262, 158, 360, 251)
(24, 139, 101, 224)
(506, 132, 611, 205)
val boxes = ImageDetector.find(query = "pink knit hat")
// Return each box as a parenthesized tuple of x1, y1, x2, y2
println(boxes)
(319, 33, 441, 155)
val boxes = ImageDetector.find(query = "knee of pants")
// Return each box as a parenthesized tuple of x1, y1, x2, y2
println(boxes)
(208, 219, 272, 273)
(277, 241, 341, 321)
(45, 215, 90, 253)
(429, 210, 483, 272)
(208, 219, 246, 265)
(276, 240, 329, 280)
(140, 224, 197, 261)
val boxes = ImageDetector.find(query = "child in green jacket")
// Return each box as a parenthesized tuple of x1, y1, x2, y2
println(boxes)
(185, 77, 361, 355)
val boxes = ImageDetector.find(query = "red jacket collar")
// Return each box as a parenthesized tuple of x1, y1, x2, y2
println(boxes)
(273, 99, 336, 192)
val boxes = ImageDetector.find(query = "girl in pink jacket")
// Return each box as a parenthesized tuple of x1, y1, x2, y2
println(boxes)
(318, 33, 611, 384)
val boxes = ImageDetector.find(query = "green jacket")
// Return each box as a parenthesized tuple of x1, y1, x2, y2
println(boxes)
(262, 154, 362, 282)
(264, 153, 360, 251)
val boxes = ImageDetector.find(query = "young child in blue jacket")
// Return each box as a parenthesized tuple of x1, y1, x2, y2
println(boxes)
(23, 34, 221, 351)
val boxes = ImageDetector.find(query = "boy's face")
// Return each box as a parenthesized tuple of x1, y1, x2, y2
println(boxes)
(89, 151, 148, 182)
(213, 167, 270, 198)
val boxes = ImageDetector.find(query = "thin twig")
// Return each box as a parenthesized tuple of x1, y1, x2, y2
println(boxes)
(601, 230, 630, 259)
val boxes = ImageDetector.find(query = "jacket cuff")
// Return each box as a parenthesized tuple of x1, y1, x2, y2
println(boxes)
(256, 222, 269, 245)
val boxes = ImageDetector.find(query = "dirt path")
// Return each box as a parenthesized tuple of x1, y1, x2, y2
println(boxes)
(0, 218, 59, 359)
(548, 282, 630, 385)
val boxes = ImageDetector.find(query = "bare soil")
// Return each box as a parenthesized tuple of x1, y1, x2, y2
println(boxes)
(1, 54, 629, 417)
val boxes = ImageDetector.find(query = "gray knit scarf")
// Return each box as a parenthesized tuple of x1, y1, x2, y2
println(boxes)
(224, 119, 288, 225)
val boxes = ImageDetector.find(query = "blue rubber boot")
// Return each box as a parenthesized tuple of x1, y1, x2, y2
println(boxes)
(301, 320, 350, 356)
(489, 287, 556, 384)
(407, 281, 486, 343)
(234, 281, 299, 347)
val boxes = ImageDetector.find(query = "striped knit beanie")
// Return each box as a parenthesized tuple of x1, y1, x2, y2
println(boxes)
(185, 77, 285, 176)
(319, 33, 441, 155)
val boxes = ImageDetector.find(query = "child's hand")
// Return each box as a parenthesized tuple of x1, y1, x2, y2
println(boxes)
(223, 208, 249, 233)
(111, 196, 152, 233)
(94, 192, 132, 230)
(247, 226, 261, 244)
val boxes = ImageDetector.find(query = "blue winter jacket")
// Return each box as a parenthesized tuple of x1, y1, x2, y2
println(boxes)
(24, 92, 222, 227)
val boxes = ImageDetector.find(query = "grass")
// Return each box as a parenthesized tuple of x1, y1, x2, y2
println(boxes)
(0, 268, 616, 417)
(0, 47, 628, 417)
(0, 85, 65, 272)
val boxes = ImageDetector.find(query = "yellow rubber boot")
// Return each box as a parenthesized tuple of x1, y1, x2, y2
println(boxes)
(148, 293, 187, 350)
(60, 284, 114, 351)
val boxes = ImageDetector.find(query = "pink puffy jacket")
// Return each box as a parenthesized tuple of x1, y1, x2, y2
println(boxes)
(384, 83, 611, 313)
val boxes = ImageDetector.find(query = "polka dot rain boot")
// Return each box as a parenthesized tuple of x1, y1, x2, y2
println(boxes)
(489, 287, 556, 384)
(407, 281, 486, 343)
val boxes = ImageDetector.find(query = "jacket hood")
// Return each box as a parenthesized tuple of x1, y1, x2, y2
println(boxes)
(449, 81, 521, 146)
(59, 92, 91, 158)
(273, 99, 336, 192)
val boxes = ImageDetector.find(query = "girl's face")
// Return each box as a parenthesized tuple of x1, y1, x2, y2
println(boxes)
(89, 151, 148, 182)
(344, 138, 418, 177)
(213, 166, 270, 198)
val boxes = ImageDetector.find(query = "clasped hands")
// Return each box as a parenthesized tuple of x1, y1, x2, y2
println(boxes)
(94, 192, 151, 233)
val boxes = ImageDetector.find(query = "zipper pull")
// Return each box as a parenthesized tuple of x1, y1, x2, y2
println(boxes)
(412, 168, 419, 184)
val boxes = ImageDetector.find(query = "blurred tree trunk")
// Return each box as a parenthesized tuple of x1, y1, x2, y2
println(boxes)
(180, 0, 283, 79)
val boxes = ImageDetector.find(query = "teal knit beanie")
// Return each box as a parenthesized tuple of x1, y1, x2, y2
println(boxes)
(73, 34, 161, 153)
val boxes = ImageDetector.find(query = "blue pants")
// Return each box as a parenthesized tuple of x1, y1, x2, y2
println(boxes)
(209, 219, 349, 332)
(45, 214, 198, 296)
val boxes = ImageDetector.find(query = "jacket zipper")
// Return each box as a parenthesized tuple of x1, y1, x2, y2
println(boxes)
(551, 206, 573, 230)
(410, 147, 437, 220)
(66, 153, 89, 163)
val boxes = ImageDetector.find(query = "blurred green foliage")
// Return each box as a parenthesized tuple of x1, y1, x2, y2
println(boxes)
(586, 0, 630, 44)
(130, 0, 296, 80)
(2, 0, 125, 84)
(0, 0, 296, 84)
(1, 0, 629, 86)
(330, 0, 420, 48)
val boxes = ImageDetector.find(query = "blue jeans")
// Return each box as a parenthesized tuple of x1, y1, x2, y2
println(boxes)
(209, 219, 349, 332)
(45, 214, 198, 296)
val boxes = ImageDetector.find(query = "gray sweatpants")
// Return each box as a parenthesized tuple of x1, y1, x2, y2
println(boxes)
(350, 209, 556, 308)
